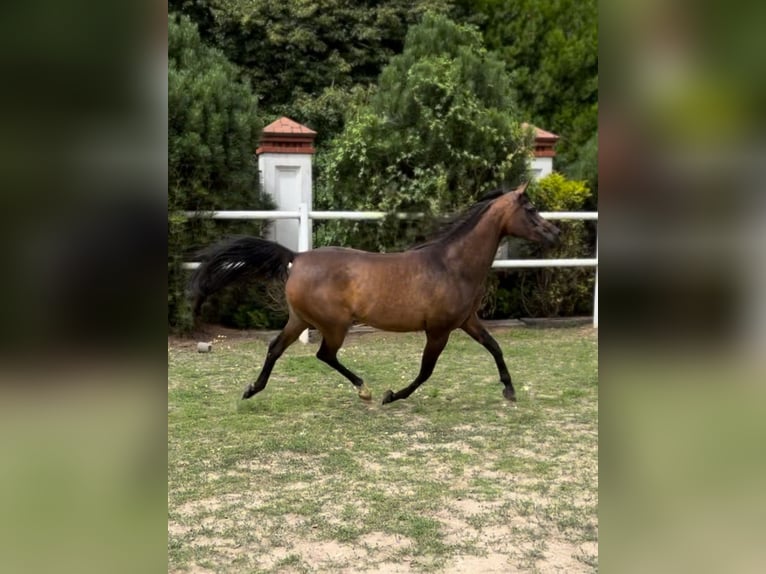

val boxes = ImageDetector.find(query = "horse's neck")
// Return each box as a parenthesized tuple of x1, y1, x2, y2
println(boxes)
(444, 208, 504, 279)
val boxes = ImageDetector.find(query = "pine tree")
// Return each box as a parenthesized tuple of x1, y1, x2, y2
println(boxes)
(168, 13, 272, 331)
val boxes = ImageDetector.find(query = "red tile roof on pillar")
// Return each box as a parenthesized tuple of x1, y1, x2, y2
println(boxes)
(262, 116, 317, 136)
(257, 117, 317, 154)
(522, 122, 559, 158)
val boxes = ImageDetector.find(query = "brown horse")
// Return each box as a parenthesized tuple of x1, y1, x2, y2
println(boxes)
(190, 182, 560, 404)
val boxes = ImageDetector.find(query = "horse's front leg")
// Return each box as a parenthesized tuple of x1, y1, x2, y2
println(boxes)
(460, 314, 515, 401)
(382, 331, 449, 404)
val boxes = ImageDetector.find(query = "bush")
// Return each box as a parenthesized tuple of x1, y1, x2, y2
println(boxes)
(316, 13, 529, 251)
(168, 13, 274, 332)
(480, 173, 595, 319)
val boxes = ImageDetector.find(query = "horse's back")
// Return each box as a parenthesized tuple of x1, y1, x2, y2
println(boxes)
(285, 247, 466, 332)
(288, 247, 417, 297)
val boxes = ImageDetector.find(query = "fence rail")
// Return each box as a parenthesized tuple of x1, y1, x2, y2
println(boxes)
(182, 206, 598, 328)
(183, 210, 598, 221)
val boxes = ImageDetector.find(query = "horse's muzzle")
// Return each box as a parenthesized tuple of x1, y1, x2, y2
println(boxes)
(541, 223, 561, 247)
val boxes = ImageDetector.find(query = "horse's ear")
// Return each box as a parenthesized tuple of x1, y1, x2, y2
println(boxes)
(515, 181, 529, 195)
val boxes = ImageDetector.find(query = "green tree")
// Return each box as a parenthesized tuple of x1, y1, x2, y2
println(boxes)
(169, 0, 450, 115)
(567, 131, 598, 209)
(316, 13, 531, 251)
(168, 12, 273, 331)
(452, 0, 597, 184)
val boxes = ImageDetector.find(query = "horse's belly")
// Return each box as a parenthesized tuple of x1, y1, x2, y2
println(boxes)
(361, 313, 426, 332)
(354, 292, 464, 333)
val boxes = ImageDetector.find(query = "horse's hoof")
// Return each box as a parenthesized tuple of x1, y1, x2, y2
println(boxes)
(358, 383, 372, 401)
(242, 385, 255, 400)
(503, 387, 517, 402)
(382, 390, 395, 405)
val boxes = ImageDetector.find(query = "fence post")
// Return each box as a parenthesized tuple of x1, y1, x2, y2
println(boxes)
(593, 234, 598, 328)
(298, 202, 310, 344)
(298, 202, 310, 252)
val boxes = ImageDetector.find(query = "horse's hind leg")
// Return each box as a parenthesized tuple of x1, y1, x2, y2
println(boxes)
(242, 314, 309, 400)
(316, 326, 372, 400)
(382, 330, 449, 404)
(461, 314, 515, 401)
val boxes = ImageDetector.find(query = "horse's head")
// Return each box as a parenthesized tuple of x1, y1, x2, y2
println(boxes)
(500, 182, 560, 246)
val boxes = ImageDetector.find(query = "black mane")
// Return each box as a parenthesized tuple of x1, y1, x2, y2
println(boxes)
(409, 189, 507, 251)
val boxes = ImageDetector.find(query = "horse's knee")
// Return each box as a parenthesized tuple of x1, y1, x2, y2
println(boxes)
(267, 337, 282, 355)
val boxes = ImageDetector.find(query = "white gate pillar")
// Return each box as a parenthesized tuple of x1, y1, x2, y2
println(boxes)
(256, 117, 316, 343)
(256, 117, 316, 252)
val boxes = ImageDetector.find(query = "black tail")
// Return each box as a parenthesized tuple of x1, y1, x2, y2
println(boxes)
(188, 236, 295, 316)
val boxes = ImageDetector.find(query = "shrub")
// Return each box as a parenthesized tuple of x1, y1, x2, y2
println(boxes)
(168, 13, 273, 332)
(316, 13, 529, 251)
(480, 173, 595, 318)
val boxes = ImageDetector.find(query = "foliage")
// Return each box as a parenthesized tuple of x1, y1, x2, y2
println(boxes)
(168, 13, 274, 332)
(508, 173, 594, 317)
(169, 0, 450, 113)
(316, 13, 531, 251)
(452, 0, 597, 176)
(566, 131, 598, 209)
(169, 1, 597, 179)
(169, 12, 265, 211)
(167, 2, 598, 323)
(197, 281, 288, 330)
(270, 84, 376, 147)
(527, 172, 590, 211)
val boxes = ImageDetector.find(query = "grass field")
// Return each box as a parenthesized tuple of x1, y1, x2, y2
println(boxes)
(168, 325, 598, 573)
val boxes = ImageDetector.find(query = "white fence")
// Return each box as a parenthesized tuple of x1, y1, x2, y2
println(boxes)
(183, 205, 598, 328)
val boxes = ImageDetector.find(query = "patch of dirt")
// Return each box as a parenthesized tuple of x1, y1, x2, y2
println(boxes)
(360, 531, 413, 551)
(360, 459, 384, 473)
(356, 563, 415, 574)
(444, 554, 513, 573)
(253, 533, 415, 573)
(534, 538, 597, 572)
(168, 523, 191, 537)
(408, 439, 475, 455)
(170, 498, 597, 573)
(175, 493, 245, 517)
